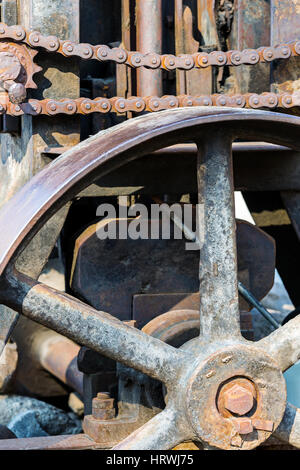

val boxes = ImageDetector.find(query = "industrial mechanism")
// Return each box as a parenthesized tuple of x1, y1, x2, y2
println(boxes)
(0, 0, 299, 451)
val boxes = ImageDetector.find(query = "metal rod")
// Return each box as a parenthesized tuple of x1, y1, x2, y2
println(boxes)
(39, 337, 83, 395)
(136, 0, 162, 96)
(238, 281, 280, 329)
(197, 131, 241, 340)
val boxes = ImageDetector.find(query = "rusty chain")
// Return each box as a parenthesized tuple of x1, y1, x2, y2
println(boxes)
(0, 22, 299, 114)
(0, 92, 299, 116)
(0, 22, 300, 71)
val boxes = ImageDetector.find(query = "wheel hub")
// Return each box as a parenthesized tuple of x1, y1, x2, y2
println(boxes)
(183, 344, 286, 450)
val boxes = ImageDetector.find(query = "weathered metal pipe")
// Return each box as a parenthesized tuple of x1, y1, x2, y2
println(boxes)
(39, 336, 83, 396)
(136, 0, 162, 96)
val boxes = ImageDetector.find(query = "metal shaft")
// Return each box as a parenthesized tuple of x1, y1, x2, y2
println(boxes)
(136, 0, 162, 96)
(238, 281, 280, 329)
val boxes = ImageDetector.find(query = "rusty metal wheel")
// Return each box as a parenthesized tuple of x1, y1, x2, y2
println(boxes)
(0, 108, 300, 450)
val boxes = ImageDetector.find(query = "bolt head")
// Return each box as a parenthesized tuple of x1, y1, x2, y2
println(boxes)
(224, 384, 254, 416)
(8, 83, 27, 104)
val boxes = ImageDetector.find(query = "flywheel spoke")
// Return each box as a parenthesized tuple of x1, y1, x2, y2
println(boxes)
(274, 402, 300, 448)
(0, 271, 187, 385)
(197, 131, 241, 342)
(113, 407, 190, 450)
(257, 314, 300, 371)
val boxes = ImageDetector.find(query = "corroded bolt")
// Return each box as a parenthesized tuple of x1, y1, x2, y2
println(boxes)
(232, 417, 253, 435)
(224, 384, 254, 416)
(231, 434, 243, 448)
(92, 392, 115, 420)
(8, 83, 27, 104)
(252, 418, 274, 432)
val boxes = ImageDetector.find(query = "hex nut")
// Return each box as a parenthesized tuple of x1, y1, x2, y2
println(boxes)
(224, 384, 254, 416)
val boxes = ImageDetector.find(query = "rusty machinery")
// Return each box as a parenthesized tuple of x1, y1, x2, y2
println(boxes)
(0, 0, 299, 451)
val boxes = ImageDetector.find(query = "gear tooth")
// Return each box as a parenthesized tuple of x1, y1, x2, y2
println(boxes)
(27, 79, 38, 89)
(33, 64, 43, 73)
(30, 49, 39, 58)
